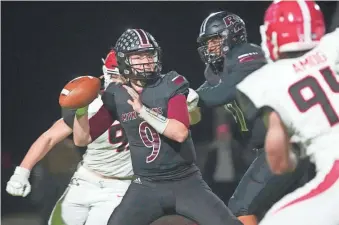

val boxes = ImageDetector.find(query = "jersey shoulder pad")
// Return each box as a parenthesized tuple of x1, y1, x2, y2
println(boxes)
(102, 83, 119, 113)
(162, 71, 189, 97)
(231, 43, 267, 65)
(104, 82, 120, 95)
(236, 63, 276, 110)
(316, 28, 339, 63)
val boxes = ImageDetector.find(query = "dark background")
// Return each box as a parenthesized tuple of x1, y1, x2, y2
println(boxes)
(2, 1, 336, 156)
(1, 1, 338, 223)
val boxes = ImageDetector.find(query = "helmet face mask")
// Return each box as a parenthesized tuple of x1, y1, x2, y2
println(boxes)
(115, 29, 162, 87)
(197, 32, 229, 65)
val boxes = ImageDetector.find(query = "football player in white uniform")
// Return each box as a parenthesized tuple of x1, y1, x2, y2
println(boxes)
(6, 50, 133, 225)
(236, 1, 339, 225)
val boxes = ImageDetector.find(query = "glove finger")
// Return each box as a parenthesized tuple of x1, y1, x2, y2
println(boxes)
(6, 184, 13, 195)
(22, 185, 31, 197)
(7, 186, 21, 196)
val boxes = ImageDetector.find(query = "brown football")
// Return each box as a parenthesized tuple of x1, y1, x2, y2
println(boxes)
(59, 76, 101, 109)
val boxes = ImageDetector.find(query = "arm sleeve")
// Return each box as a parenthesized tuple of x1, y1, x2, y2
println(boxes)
(167, 94, 190, 128)
(88, 90, 118, 140)
(197, 59, 265, 108)
(61, 108, 76, 128)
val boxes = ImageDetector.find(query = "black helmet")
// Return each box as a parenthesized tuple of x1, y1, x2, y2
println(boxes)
(197, 11, 247, 72)
(114, 29, 162, 86)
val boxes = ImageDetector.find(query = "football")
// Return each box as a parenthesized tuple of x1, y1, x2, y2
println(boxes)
(59, 76, 101, 109)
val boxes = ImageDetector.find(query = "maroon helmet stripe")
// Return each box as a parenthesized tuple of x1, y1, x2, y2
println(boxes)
(135, 29, 149, 45)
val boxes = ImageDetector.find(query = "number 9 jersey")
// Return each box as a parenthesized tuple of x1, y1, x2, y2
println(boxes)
(236, 29, 339, 169)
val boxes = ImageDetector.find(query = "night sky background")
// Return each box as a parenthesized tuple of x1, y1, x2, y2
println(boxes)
(2, 1, 338, 161)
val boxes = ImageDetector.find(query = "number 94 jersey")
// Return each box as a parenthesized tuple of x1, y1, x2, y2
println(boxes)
(237, 29, 339, 168)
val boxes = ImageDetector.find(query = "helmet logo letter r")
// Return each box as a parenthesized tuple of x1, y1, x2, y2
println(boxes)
(223, 15, 237, 27)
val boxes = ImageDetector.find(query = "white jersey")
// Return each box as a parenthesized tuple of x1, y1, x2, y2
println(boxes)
(81, 96, 133, 177)
(237, 29, 339, 169)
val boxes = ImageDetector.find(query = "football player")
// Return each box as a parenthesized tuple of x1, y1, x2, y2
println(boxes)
(188, 11, 314, 225)
(236, 1, 339, 225)
(6, 50, 133, 225)
(71, 28, 242, 225)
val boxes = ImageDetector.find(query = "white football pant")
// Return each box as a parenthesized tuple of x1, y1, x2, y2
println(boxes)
(48, 166, 131, 225)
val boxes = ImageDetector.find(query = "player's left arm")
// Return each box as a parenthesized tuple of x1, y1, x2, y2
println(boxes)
(236, 89, 297, 175)
(264, 111, 297, 175)
(197, 46, 267, 108)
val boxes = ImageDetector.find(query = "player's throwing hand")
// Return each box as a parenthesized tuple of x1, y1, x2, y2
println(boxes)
(123, 85, 143, 113)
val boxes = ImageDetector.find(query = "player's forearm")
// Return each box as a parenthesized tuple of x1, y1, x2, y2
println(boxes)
(163, 119, 188, 143)
(197, 83, 236, 108)
(265, 112, 293, 174)
(20, 134, 55, 170)
(138, 106, 189, 143)
(73, 114, 92, 146)
(20, 119, 72, 170)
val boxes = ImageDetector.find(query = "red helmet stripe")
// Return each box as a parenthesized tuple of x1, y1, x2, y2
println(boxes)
(134, 29, 151, 47)
(297, 1, 312, 42)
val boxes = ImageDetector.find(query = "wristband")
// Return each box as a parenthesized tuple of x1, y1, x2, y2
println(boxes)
(14, 166, 31, 179)
(138, 105, 169, 134)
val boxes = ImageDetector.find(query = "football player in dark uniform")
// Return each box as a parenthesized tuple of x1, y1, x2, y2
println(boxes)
(189, 11, 313, 225)
(71, 28, 242, 225)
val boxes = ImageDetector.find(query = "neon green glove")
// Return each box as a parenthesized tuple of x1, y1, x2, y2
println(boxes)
(75, 106, 89, 118)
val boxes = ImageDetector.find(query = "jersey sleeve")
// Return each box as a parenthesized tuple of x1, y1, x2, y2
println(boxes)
(61, 108, 77, 128)
(318, 28, 339, 69)
(101, 83, 119, 118)
(87, 83, 118, 141)
(197, 44, 267, 108)
(165, 71, 190, 98)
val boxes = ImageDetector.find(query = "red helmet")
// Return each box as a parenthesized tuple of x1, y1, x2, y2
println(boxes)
(260, 0, 325, 61)
(102, 50, 120, 89)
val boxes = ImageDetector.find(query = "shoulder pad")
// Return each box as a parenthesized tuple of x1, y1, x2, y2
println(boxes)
(229, 43, 267, 65)
(162, 71, 189, 97)
(102, 83, 119, 113)
(105, 82, 120, 95)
